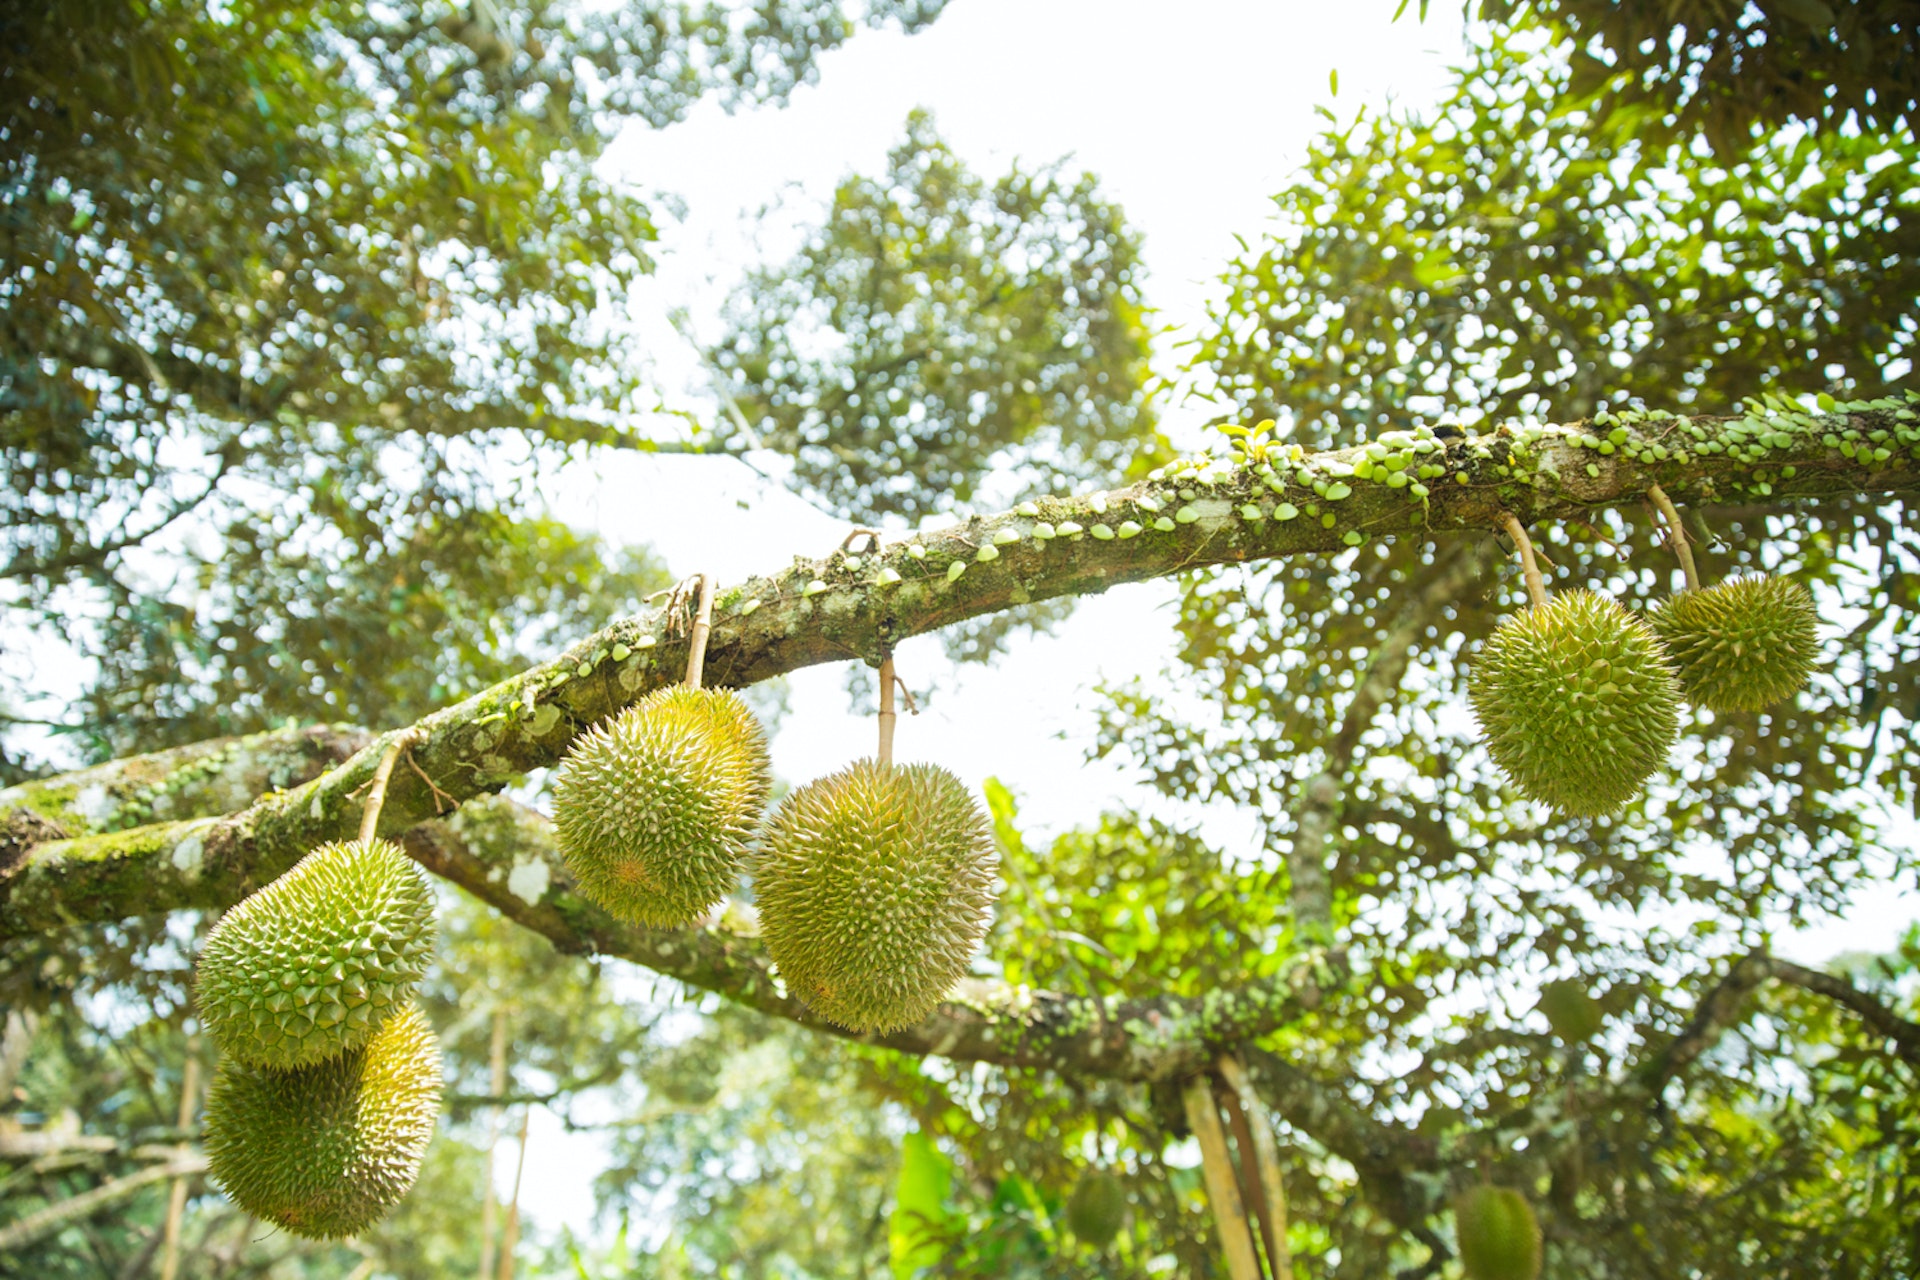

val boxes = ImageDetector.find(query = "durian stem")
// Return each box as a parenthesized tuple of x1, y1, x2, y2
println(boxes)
(359, 727, 421, 843)
(1645, 484, 1702, 592)
(684, 572, 717, 690)
(1500, 514, 1548, 610)
(877, 655, 897, 767)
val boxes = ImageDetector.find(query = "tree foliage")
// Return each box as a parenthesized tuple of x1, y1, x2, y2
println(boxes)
(713, 109, 1160, 524)
(4, 4, 1920, 1280)
(1479, 0, 1920, 147)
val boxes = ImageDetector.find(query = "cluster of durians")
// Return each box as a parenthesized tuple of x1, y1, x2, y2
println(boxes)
(1469, 528, 1820, 816)
(194, 834, 441, 1238)
(551, 680, 998, 1036)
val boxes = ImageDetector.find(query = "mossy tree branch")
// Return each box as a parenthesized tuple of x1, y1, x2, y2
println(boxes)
(0, 400, 1916, 1079)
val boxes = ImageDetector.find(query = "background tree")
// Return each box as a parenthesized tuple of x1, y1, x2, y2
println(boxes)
(4, 4, 1919, 1280)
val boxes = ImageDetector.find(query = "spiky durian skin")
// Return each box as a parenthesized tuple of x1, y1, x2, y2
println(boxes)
(195, 838, 435, 1070)
(1454, 1186, 1543, 1280)
(755, 759, 997, 1034)
(1065, 1172, 1128, 1247)
(1649, 574, 1819, 713)
(1469, 590, 1681, 816)
(204, 1001, 442, 1240)
(551, 687, 771, 927)
(1536, 978, 1604, 1043)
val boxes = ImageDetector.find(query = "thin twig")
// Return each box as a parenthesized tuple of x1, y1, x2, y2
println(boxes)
(406, 752, 456, 816)
(1645, 483, 1701, 591)
(1569, 516, 1631, 558)
(839, 528, 882, 554)
(157, 1033, 202, 1280)
(1499, 514, 1548, 610)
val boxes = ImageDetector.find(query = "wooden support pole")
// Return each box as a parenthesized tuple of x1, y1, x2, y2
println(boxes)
(1182, 1074, 1264, 1280)
(1219, 1054, 1293, 1278)
(157, 1032, 203, 1280)
(476, 1007, 510, 1280)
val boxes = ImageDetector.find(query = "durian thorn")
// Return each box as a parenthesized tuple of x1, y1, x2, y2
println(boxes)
(839, 527, 882, 554)
(1499, 514, 1548, 610)
(683, 572, 717, 690)
(877, 654, 897, 767)
(360, 727, 423, 842)
(1645, 483, 1701, 591)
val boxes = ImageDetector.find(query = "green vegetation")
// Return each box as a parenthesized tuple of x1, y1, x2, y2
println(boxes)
(4, 1, 1918, 1278)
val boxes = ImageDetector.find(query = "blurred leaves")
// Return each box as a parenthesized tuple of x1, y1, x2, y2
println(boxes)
(714, 110, 1164, 525)
(1479, 0, 1920, 146)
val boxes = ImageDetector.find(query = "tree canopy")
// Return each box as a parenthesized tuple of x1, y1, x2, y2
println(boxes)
(3, 3, 1918, 1279)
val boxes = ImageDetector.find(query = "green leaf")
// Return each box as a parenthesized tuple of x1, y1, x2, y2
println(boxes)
(890, 1131, 954, 1278)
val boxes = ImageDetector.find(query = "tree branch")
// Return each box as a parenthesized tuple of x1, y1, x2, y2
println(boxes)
(0, 1150, 207, 1253)
(1645, 950, 1920, 1095)
(2, 404, 1915, 1054)
(0, 724, 369, 848)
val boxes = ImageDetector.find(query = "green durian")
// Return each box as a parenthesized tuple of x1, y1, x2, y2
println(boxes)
(1064, 1171, 1128, 1247)
(1536, 978, 1604, 1043)
(755, 759, 997, 1033)
(551, 687, 771, 927)
(1649, 574, 1819, 713)
(195, 837, 435, 1070)
(1469, 589, 1681, 815)
(1454, 1185, 1542, 1280)
(204, 1001, 442, 1239)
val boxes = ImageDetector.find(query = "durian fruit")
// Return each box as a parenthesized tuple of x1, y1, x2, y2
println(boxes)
(1470, 589, 1682, 816)
(1535, 978, 1604, 1043)
(196, 838, 435, 1070)
(203, 1001, 442, 1239)
(1453, 1185, 1543, 1280)
(551, 686, 771, 927)
(755, 759, 996, 1033)
(1064, 1171, 1128, 1247)
(1649, 574, 1819, 713)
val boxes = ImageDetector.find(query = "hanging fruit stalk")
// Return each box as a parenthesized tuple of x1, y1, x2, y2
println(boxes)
(1644, 485, 1820, 712)
(1468, 515, 1681, 815)
(755, 651, 997, 1033)
(1644, 484, 1702, 592)
(197, 727, 443, 1239)
(551, 572, 771, 926)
